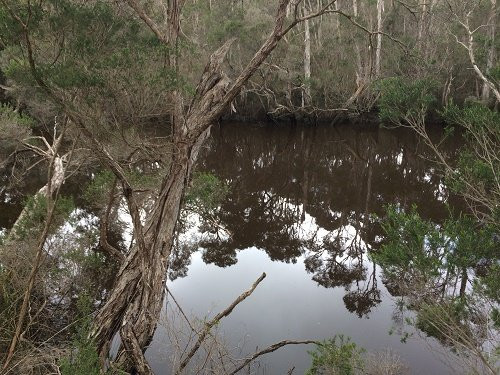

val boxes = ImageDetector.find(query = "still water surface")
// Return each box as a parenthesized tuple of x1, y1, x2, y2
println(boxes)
(146, 122, 462, 374)
(0, 121, 463, 374)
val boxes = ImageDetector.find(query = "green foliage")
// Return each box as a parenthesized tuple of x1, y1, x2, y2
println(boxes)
(0, 104, 33, 147)
(83, 170, 115, 206)
(185, 172, 229, 213)
(375, 205, 499, 365)
(441, 103, 500, 228)
(12, 195, 49, 239)
(59, 294, 126, 374)
(306, 335, 365, 375)
(492, 307, 500, 329)
(490, 64, 500, 83)
(377, 78, 437, 126)
(1, 0, 181, 123)
(62, 242, 107, 276)
(374, 205, 498, 282)
(476, 263, 500, 303)
(415, 300, 467, 343)
(12, 194, 75, 240)
(372, 205, 443, 279)
(124, 167, 162, 192)
(0, 103, 34, 128)
(59, 295, 101, 375)
(442, 102, 500, 138)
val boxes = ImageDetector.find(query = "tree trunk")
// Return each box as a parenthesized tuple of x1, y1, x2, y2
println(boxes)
(92, 133, 209, 374)
(417, 0, 427, 48)
(481, 0, 497, 102)
(303, 9, 312, 107)
(459, 267, 468, 298)
(352, 0, 366, 92)
(7, 155, 64, 242)
(91, 41, 235, 373)
(90, 1, 335, 372)
(375, 0, 384, 77)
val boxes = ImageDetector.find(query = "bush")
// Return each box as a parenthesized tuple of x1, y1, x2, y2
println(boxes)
(376, 78, 437, 127)
(306, 335, 365, 375)
(59, 296, 101, 375)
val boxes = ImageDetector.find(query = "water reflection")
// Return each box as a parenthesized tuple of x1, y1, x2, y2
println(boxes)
(0, 122, 465, 373)
(170, 123, 462, 319)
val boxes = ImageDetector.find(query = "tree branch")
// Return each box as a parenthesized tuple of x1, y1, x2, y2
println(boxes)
(123, 0, 168, 44)
(176, 273, 266, 374)
(228, 340, 317, 375)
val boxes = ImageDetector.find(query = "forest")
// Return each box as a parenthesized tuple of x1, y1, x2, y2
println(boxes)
(0, 0, 498, 374)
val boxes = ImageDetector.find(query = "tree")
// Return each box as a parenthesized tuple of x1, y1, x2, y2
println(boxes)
(1, 0, 339, 372)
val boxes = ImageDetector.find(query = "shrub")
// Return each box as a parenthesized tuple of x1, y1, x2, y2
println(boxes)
(306, 335, 365, 375)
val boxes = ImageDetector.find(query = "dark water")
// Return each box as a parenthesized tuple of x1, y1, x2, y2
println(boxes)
(0, 122, 465, 374)
(146, 123, 463, 374)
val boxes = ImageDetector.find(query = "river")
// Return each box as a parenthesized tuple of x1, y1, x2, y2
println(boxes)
(0, 121, 466, 374)
(146, 122, 463, 374)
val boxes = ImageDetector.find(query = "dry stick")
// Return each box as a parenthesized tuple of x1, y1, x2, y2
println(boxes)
(2, 127, 66, 371)
(166, 287, 197, 334)
(228, 340, 317, 375)
(175, 273, 266, 374)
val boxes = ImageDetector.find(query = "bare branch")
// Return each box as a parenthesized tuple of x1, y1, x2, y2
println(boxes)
(123, 0, 168, 44)
(228, 340, 317, 375)
(176, 273, 267, 374)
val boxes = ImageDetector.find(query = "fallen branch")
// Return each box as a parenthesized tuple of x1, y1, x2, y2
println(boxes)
(228, 340, 317, 375)
(175, 272, 266, 374)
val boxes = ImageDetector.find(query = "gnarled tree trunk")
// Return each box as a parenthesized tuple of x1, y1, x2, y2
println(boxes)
(90, 1, 337, 373)
(92, 42, 234, 374)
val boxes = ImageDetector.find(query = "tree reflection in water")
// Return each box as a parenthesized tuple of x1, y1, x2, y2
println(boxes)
(169, 122, 463, 318)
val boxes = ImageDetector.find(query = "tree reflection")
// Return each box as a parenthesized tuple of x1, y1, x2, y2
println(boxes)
(171, 123, 462, 318)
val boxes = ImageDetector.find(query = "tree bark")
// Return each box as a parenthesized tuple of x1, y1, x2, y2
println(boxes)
(2, 1, 337, 372)
(481, 0, 497, 102)
(7, 144, 65, 242)
(375, 0, 384, 77)
(465, 26, 500, 103)
(91, 2, 337, 372)
(87, 1, 342, 372)
(303, 4, 312, 107)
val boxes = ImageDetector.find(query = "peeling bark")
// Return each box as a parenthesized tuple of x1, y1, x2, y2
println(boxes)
(86, 1, 336, 372)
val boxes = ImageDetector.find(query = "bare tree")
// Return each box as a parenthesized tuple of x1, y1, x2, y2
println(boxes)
(375, 0, 384, 77)
(481, 0, 497, 101)
(447, 0, 500, 102)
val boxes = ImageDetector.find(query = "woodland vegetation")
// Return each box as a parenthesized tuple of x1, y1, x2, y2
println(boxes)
(0, 0, 498, 374)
